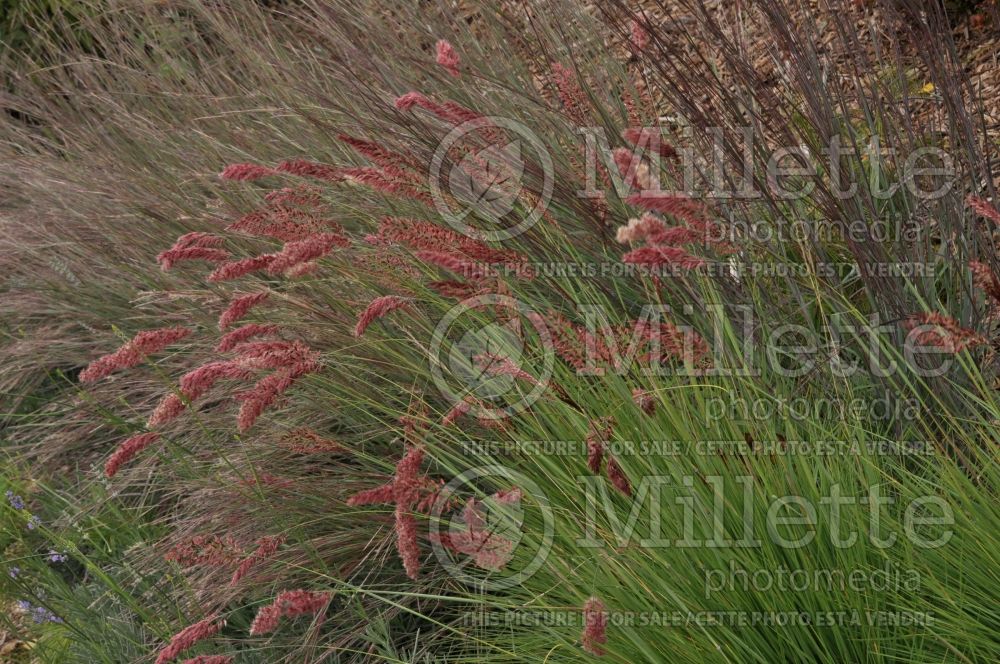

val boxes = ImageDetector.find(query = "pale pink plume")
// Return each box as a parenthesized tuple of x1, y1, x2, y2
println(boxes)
(474, 352, 542, 386)
(236, 359, 319, 432)
(394, 92, 486, 128)
(632, 388, 656, 415)
(278, 428, 344, 454)
(80, 327, 191, 383)
(219, 291, 269, 331)
(586, 418, 613, 474)
(231, 340, 317, 370)
(436, 39, 461, 77)
(395, 504, 421, 580)
(154, 616, 224, 664)
(345, 445, 435, 579)
(216, 323, 280, 352)
(439, 498, 516, 570)
(904, 312, 987, 353)
(354, 295, 412, 337)
(630, 19, 650, 51)
(105, 432, 161, 478)
(266, 233, 350, 275)
(249, 589, 329, 636)
(581, 597, 608, 656)
(148, 360, 252, 427)
(208, 255, 276, 282)
(157, 247, 230, 271)
(606, 456, 632, 496)
(337, 133, 422, 176)
(970, 261, 1000, 303)
(147, 394, 186, 428)
(157, 233, 229, 270)
(550, 63, 589, 125)
(342, 166, 433, 205)
(967, 195, 1000, 225)
(441, 396, 474, 426)
(231, 535, 285, 586)
(275, 159, 347, 181)
(621, 245, 706, 270)
(219, 163, 276, 181)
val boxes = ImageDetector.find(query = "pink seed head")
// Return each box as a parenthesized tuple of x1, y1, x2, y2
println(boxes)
(154, 616, 224, 664)
(354, 295, 412, 337)
(219, 163, 276, 181)
(105, 432, 161, 478)
(219, 291, 269, 331)
(435, 39, 461, 77)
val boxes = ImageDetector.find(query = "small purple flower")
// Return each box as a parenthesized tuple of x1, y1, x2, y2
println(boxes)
(6, 490, 25, 510)
(8, 566, 19, 579)
(47, 550, 68, 564)
(27, 514, 42, 530)
(16, 600, 62, 624)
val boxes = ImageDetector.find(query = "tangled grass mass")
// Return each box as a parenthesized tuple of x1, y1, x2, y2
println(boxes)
(1, 1, 1000, 662)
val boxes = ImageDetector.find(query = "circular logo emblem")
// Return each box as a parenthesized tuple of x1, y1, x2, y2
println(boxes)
(429, 116, 553, 242)
(429, 294, 554, 421)
(429, 464, 554, 590)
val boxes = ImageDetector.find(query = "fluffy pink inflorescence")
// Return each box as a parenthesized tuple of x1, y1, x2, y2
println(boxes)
(581, 597, 608, 656)
(157, 247, 231, 271)
(438, 496, 518, 570)
(354, 295, 412, 337)
(219, 163, 276, 181)
(148, 360, 253, 427)
(394, 92, 485, 128)
(968, 195, 1000, 225)
(632, 388, 656, 415)
(585, 418, 612, 474)
(180, 656, 234, 664)
(474, 352, 541, 386)
(275, 159, 347, 181)
(231, 535, 285, 586)
(435, 39, 461, 77)
(346, 446, 441, 579)
(621, 245, 706, 270)
(249, 589, 329, 636)
(219, 291, 269, 331)
(154, 616, 224, 664)
(629, 19, 650, 51)
(80, 327, 192, 383)
(550, 62, 590, 125)
(157, 233, 229, 270)
(606, 456, 632, 496)
(105, 432, 161, 477)
(266, 233, 349, 274)
(208, 255, 276, 282)
(904, 312, 987, 353)
(236, 356, 320, 432)
(216, 324, 280, 352)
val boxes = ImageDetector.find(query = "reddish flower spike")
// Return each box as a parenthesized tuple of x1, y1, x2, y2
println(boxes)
(436, 39, 461, 77)
(155, 616, 224, 664)
(105, 432, 161, 478)
(354, 295, 412, 337)
(581, 597, 608, 656)
(219, 163, 276, 181)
